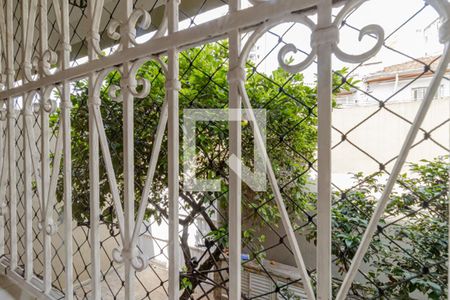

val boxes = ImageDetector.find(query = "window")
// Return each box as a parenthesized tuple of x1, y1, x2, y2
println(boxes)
(412, 85, 445, 101)
(412, 87, 427, 101)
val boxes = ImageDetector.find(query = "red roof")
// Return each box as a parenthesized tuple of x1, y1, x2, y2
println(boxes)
(382, 56, 441, 73)
(365, 56, 446, 83)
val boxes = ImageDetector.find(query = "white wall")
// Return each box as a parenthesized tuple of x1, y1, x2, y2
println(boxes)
(332, 97, 449, 188)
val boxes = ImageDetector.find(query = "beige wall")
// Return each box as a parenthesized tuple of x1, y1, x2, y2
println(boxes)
(263, 98, 449, 276)
(332, 98, 449, 187)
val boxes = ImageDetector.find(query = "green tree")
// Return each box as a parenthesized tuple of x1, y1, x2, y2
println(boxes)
(60, 41, 352, 298)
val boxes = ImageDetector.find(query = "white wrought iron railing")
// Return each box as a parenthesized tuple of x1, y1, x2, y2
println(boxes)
(0, 0, 448, 299)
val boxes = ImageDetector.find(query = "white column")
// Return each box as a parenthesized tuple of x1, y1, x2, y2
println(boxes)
(167, 0, 180, 299)
(316, 0, 333, 299)
(228, 0, 242, 299)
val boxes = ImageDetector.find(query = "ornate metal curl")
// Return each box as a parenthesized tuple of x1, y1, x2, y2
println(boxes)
(89, 0, 107, 57)
(108, 85, 123, 103)
(128, 8, 152, 45)
(426, 0, 450, 44)
(127, 57, 152, 98)
(23, 59, 38, 82)
(335, 1, 450, 299)
(25, 51, 59, 81)
(37, 217, 60, 235)
(108, 8, 152, 47)
(89, 30, 104, 57)
(93, 59, 152, 102)
(90, 1, 169, 57)
(32, 85, 58, 114)
(93, 67, 123, 103)
(330, 0, 384, 63)
(269, 0, 385, 74)
(112, 247, 149, 272)
(41, 49, 59, 76)
(239, 14, 317, 73)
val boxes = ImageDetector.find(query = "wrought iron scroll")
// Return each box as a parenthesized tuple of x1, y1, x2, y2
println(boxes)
(0, 0, 446, 299)
(335, 0, 450, 298)
(90, 0, 168, 57)
(244, 0, 386, 299)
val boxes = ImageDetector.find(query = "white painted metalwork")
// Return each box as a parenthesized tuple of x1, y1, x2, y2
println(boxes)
(167, 1, 181, 299)
(336, 1, 450, 298)
(60, 1, 74, 298)
(316, 1, 334, 298)
(228, 0, 242, 299)
(87, 1, 102, 298)
(0, 0, 447, 299)
(6, 0, 16, 276)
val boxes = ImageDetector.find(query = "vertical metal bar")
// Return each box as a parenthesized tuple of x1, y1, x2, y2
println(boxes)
(316, 0, 333, 299)
(121, 0, 135, 298)
(0, 2, 6, 260)
(336, 43, 450, 300)
(167, 0, 180, 299)
(23, 98, 33, 282)
(21, 0, 33, 282)
(39, 0, 52, 292)
(40, 86, 52, 294)
(5, 0, 16, 272)
(239, 81, 316, 300)
(88, 1, 101, 298)
(0, 115, 4, 258)
(228, 0, 242, 299)
(61, 0, 73, 298)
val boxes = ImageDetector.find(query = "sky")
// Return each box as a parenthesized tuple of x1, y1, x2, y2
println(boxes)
(245, 0, 444, 82)
(177, 0, 444, 83)
(114, 0, 445, 85)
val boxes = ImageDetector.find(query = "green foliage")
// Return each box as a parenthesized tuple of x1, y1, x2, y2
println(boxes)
(61, 41, 354, 296)
(180, 277, 193, 291)
(64, 41, 340, 227)
(279, 286, 302, 300)
(60, 41, 447, 300)
(58, 42, 321, 297)
(307, 157, 448, 299)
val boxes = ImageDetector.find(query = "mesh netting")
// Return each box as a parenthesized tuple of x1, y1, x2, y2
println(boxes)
(0, 1, 447, 300)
